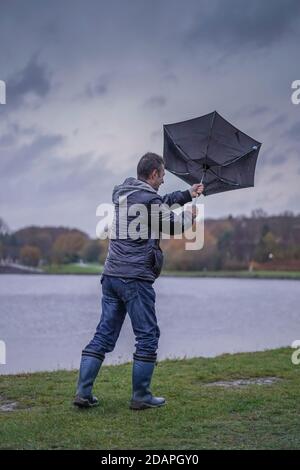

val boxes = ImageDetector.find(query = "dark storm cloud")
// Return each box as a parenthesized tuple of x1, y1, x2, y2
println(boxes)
(161, 72, 178, 83)
(143, 95, 167, 108)
(150, 129, 162, 141)
(246, 106, 270, 118)
(0, 0, 298, 230)
(234, 105, 270, 120)
(40, 151, 113, 195)
(270, 153, 287, 166)
(0, 122, 37, 148)
(263, 114, 287, 131)
(285, 121, 300, 142)
(268, 172, 281, 183)
(185, 0, 300, 50)
(258, 146, 289, 167)
(1, 133, 65, 176)
(6, 54, 52, 109)
(0, 132, 15, 147)
(85, 74, 111, 99)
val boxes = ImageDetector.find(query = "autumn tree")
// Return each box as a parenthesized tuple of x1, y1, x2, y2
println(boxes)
(254, 230, 278, 262)
(52, 232, 87, 264)
(20, 245, 41, 267)
(80, 240, 102, 263)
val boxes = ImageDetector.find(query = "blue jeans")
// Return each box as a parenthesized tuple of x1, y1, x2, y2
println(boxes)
(84, 275, 160, 361)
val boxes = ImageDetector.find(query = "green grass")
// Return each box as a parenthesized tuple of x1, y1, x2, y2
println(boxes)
(43, 263, 103, 274)
(162, 270, 300, 280)
(42, 264, 300, 279)
(1, 348, 300, 449)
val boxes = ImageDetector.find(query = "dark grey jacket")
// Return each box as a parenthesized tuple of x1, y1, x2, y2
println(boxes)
(102, 177, 192, 282)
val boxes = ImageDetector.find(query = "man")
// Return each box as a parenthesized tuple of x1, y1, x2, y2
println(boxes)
(74, 152, 204, 410)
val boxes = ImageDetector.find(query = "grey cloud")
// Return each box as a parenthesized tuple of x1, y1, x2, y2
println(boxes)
(1, 133, 65, 177)
(258, 145, 289, 168)
(185, 0, 300, 51)
(6, 54, 52, 109)
(263, 114, 287, 131)
(150, 129, 162, 141)
(0, 145, 128, 234)
(247, 106, 270, 118)
(268, 172, 281, 183)
(234, 105, 270, 120)
(285, 121, 300, 141)
(9, 122, 37, 136)
(270, 153, 288, 166)
(40, 153, 119, 201)
(143, 95, 167, 108)
(0, 122, 37, 148)
(0, 132, 15, 147)
(0, 0, 299, 230)
(162, 72, 178, 83)
(85, 74, 111, 99)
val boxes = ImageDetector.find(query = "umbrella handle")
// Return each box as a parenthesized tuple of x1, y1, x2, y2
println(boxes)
(192, 171, 205, 206)
(200, 171, 205, 185)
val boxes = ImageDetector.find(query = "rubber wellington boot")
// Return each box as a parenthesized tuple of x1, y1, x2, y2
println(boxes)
(130, 360, 166, 410)
(74, 350, 104, 408)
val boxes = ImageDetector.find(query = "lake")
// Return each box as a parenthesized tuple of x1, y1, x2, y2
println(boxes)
(0, 274, 299, 375)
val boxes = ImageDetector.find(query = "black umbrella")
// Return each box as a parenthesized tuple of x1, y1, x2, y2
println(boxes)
(163, 111, 262, 196)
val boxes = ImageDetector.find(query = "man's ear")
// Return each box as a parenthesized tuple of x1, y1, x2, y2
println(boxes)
(150, 169, 158, 179)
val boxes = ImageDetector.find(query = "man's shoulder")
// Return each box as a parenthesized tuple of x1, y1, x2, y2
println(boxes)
(129, 190, 162, 205)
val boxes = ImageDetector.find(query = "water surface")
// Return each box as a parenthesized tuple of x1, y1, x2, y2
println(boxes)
(0, 274, 299, 374)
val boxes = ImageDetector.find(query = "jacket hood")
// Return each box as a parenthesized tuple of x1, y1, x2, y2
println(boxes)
(112, 177, 157, 204)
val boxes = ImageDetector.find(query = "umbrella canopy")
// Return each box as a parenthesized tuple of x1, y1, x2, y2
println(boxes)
(163, 111, 262, 196)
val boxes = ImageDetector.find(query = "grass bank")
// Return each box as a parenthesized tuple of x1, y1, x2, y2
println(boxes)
(42, 264, 300, 280)
(43, 263, 103, 275)
(0, 348, 299, 449)
(161, 270, 300, 280)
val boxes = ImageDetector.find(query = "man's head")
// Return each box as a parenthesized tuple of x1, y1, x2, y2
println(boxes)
(137, 152, 165, 191)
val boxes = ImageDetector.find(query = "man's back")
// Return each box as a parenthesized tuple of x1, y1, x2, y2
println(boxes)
(103, 176, 192, 282)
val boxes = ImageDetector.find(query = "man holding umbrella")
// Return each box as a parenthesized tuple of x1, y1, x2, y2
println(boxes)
(74, 152, 204, 410)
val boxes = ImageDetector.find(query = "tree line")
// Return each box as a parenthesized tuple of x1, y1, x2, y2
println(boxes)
(1, 209, 300, 271)
(0, 219, 107, 267)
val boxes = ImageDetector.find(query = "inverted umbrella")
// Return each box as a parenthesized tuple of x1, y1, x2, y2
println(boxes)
(163, 111, 262, 196)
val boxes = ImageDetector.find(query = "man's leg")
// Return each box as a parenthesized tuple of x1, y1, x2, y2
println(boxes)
(125, 281, 165, 410)
(74, 276, 127, 407)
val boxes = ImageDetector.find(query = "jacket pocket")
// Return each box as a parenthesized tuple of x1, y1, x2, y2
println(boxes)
(152, 245, 163, 277)
(146, 241, 163, 278)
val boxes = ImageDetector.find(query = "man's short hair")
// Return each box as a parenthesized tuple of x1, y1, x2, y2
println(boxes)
(137, 152, 164, 179)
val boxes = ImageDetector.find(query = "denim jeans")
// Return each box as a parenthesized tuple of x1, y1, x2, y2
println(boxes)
(83, 275, 160, 361)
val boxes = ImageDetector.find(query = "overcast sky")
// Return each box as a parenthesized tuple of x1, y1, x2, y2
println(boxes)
(0, 0, 299, 236)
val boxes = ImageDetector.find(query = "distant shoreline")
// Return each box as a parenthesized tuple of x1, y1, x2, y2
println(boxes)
(1, 264, 300, 280)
